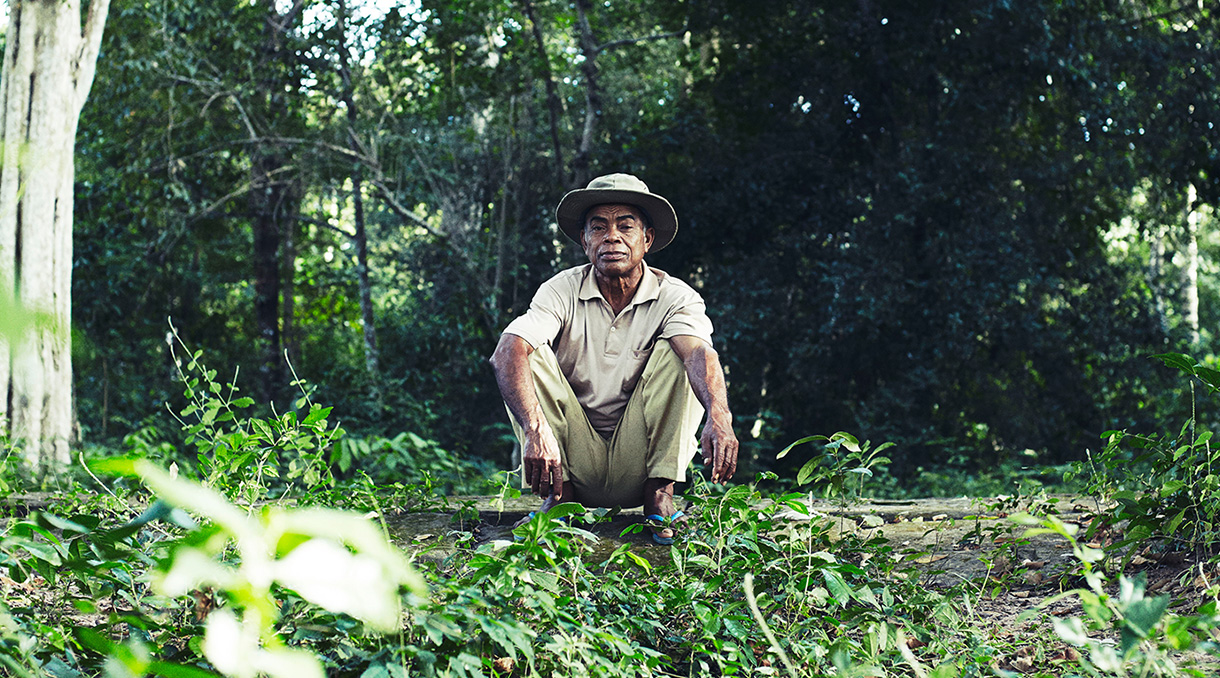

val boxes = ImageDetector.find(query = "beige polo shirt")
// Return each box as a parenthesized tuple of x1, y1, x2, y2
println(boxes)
(503, 264, 714, 437)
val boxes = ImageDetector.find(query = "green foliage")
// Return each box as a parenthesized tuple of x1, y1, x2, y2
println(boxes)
(97, 457, 424, 678)
(1068, 353, 1220, 563)
(778, 431, 893, 503)
(330, 431, 497, 495)
(167, 328, 341, 504)
(1017, 512, 1220, 676)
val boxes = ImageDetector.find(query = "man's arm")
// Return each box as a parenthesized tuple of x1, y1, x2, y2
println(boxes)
(667, 335, 739, 483)
(488, 334, 563, 499)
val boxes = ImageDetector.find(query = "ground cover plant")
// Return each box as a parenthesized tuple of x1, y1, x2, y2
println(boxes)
(4, 348, 1220, 677)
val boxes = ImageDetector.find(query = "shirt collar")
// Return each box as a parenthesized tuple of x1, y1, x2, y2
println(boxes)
(578, 264, 662, 308)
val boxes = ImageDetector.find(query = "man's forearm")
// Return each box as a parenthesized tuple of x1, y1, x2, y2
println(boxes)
(489, 334, 546, 432)
(681, 343, 733, 425)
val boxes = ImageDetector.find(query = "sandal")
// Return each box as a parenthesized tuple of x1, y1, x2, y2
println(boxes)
(645, 510, 686, 545)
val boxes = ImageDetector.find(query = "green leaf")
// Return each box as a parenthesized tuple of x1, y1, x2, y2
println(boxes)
(776, 435, 823, 460)
(1153, 353, 1197, 374)
(545, 502, 587, 520)
(147, 661, 223, 678)
(797, 458, 820, 486)
(88, 456, 142, 477)
(1052, 616, 1090, 645)
(830, 431, 861, 452)
(37, 513, 94, 536)
(929, 662, 960, 678)
(1124, 595, 1169, 639)
(302, 405, 333, 426)
(1160, 480, 1186, 496)
(6, 537, 63, 566)
(854, 585, 879, 609)
(821, 567, 852, 606)
(420, 613, 463, 645)
(623, 550, 652, 573)
(1195, 367, 1220, 392)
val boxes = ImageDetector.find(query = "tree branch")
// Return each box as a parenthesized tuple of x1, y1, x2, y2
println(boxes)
(520, 0, 569, 187)
(572, 0, 604, 188)
(596, 30, 685, 55)
(73, 0, 112, 113)
(1119, 1, 1204, 27)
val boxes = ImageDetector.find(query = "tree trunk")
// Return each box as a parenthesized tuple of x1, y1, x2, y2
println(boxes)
(1185, 183, 1200, 347)
(282, 210, 299, 368)
(521, 0, 567, 187)
(250, 149, 287, 403)
(249, 0, 304, 405)
(0, 0, 110, 476)
(337, 0, 381, 406)
(352, 172, 381, 402)
(572, 0, 604, 189)
(1147, 220, 1170, 335)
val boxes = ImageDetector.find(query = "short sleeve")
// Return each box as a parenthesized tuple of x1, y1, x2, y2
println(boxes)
(658, 289, 714, 347)
(501, 275, 568, 349)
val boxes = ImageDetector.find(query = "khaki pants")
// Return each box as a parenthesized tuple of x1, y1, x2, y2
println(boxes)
(510, 341, 705, 508)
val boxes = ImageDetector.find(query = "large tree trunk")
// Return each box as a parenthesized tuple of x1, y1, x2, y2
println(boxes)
(249, 0, 304, 405)
(0, 0, 109, 476)
(249, 148, 292, 403)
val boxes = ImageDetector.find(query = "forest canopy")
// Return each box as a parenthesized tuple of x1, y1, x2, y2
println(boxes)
(55, 0, 1220, 485)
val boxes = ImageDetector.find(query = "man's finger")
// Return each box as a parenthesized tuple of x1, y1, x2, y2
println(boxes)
(712, 439, 735, 483)
(548, 460, 563, 499)
(528, 461, 544, 497)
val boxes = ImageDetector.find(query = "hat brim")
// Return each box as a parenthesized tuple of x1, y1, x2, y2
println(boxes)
(555, 188, 678, 253)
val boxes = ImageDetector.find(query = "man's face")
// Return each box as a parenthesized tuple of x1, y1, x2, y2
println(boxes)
(581, 204, 654, 279)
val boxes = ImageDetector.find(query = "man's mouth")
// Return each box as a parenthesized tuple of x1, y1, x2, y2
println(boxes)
(600, 251, 627, 260)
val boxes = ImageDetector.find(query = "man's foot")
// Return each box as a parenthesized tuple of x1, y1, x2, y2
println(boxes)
(643, 478, 686, 544)
(512, 481, 578, 528)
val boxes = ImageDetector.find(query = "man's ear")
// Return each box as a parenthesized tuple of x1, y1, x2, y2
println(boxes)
(644, 226, 655, 252)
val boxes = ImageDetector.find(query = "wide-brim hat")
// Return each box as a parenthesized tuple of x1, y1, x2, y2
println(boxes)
(555, 173, 678, 253)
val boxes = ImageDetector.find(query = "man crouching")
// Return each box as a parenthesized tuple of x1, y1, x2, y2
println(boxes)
(489, 174, 738, 544)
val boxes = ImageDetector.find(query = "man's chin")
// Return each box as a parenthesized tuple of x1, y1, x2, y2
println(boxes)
(594, 261, 640, 278)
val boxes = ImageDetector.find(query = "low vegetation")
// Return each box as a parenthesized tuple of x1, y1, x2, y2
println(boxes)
(4, 349, 1220, 677)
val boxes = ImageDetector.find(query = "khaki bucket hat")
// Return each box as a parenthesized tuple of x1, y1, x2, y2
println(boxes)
(555, 173, 678, 253)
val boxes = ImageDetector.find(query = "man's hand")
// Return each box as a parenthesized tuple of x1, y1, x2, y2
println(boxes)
(490, 333, 566, 499)
(701, 415, 738, 483)
(522, 423, 564, 499)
